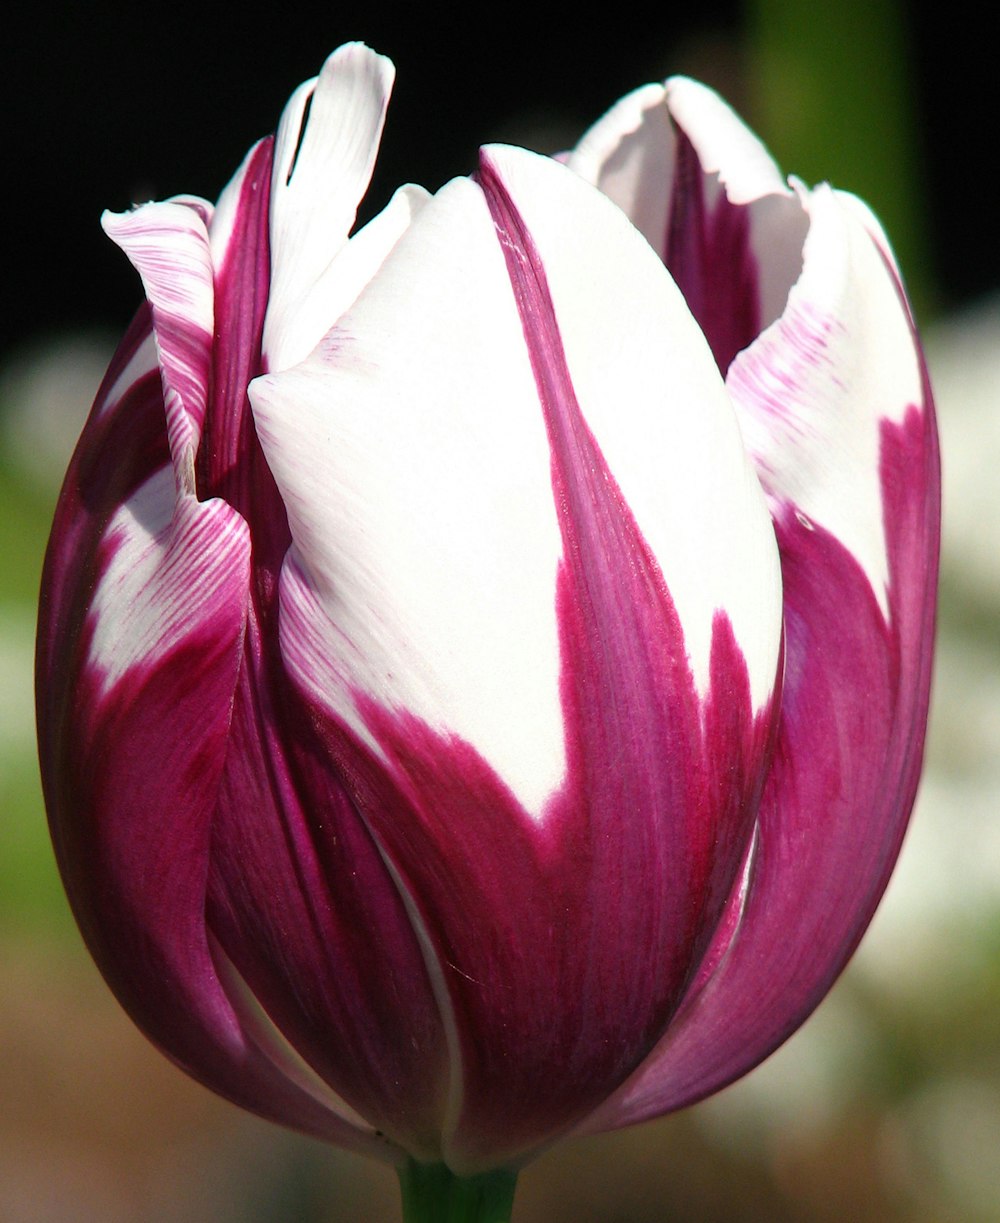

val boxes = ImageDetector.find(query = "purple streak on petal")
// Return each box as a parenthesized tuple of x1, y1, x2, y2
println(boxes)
(664, 128, 760, 374)
(585, 381, 939, 1127)
(480, 156, 775, 1051)
(197, 133, 448, 1155)
(276, 156, 777, 1169)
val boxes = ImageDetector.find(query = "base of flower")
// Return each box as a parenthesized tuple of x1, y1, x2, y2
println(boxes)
(398, 1159, 518, 1223)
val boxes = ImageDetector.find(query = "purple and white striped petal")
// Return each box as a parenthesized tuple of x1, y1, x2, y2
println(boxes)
(566, 77, 808, 373)
(102, 200, 214, 485)
(250, 145, 783, 1169)
(40, 92, 433, 1161)
(35, 313, 391, 1157)
(251, 143, 782, 830)
(185, 96, 451, 1160)
(580, 178, 939, 1132)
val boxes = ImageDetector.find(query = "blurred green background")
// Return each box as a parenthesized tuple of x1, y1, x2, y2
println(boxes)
(3, 1, 999, 1219)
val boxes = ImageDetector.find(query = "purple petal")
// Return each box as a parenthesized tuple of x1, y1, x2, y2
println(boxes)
(35, 336, 373, 1151)
(195, 122, 449, 1159)
(204, 644, 451, 1159)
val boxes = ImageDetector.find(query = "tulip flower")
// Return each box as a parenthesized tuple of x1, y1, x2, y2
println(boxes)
(36, 41, 938, 1222)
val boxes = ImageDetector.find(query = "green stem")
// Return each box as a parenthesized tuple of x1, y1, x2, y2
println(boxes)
(397, 1160, 518, 1223)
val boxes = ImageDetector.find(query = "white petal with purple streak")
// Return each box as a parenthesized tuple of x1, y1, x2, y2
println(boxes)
(727, 183, 922, 615)
(252, 172, 567, 815)
(484, 143, 783, 713)
(664, 77, 787, 204)
(87, 477, 250, 695)
(252, 147, 782, 817)
(565, 83, 675, 257)
(103, 199, 214, 483)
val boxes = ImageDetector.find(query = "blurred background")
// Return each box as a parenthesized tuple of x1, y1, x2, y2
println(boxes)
(2, 1, 998, 1219)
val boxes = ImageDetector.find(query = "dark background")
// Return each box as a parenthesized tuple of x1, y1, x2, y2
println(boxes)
(1, 1, 996, 363)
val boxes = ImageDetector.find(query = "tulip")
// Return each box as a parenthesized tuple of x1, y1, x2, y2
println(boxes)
(36, 42, 938, 1221)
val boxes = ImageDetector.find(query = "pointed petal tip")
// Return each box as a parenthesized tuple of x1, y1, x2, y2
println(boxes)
(663, 75, 789, 204)
(265, 41, 397, 371)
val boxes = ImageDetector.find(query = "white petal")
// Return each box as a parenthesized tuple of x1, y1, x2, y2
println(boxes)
(264, 43, 395, 371)
(568, 77, 805, 339)
(664, 77, 788, 204)
(663, 78, 806, 333)
(277, 183, 430, 369)
(103, 200, 214, 483)
(252, 174, 567, 816)
(565, 82, 675, 258)
(726, 183, 924, 617)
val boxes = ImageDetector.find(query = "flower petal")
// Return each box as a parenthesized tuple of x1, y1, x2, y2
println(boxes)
(479, 143, 783, 718)
(729, 184, 921, 614)
(204, 617, 452, 1161)
(567, 77, 808, 372)
(102, 198, 214, 486)
(664, 77, 788, 204)
(565, 82, 676, 259)
(180, 115, 451, 1159)
(264, 42, 395, 370)
(251, 172, 568, 816)
(35, 325, 390, 1155)
(581, 185, 939, 1129)
(276, 183, 430, 369)
(251, 146, 782, 1169)
(251, 146, 781, 821)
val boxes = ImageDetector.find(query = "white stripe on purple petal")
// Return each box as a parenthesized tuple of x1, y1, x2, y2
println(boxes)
(96, 326, 159, 421)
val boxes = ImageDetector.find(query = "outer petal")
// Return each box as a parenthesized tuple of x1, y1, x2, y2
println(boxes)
(35, 313, 384, 1155)
(102, 198, 214, 485)
(41, 122, 415, 1162)
(251, 146, 782, 1169)
(583, 181, 939, 1129)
